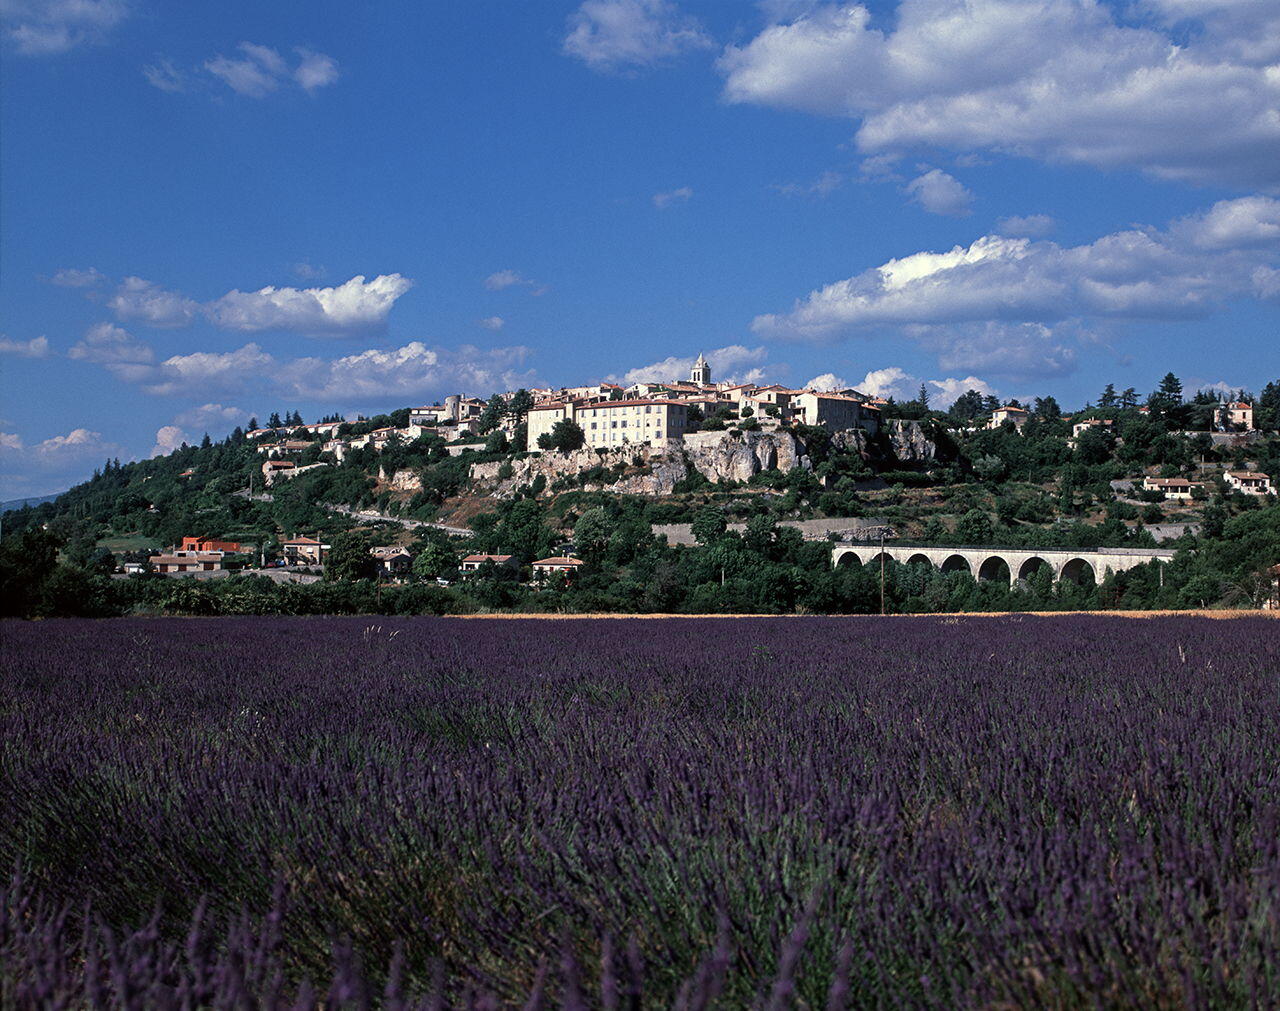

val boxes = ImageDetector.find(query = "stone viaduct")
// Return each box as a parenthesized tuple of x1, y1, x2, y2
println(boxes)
(831, 542, 1177, 586)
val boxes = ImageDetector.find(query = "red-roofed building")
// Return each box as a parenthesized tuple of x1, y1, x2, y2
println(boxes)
(531, 556, 584, 579)
(180, 536, 245, 553)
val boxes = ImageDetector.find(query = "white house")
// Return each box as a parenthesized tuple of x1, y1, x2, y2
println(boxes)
(1225, 470, 1274, 495)
(988, 405, 1029, 430)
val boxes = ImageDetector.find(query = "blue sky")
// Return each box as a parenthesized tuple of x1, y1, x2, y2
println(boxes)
(1, 0, 1278, 497)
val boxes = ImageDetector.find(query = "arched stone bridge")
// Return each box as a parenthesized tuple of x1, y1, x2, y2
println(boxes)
(831, 542, 1177, 586)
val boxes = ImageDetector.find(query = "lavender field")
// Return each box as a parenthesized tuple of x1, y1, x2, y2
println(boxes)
(2, 615, 1279, 1007)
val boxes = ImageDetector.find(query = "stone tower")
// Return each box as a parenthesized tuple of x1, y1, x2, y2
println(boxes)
(690, 351, 711, 386)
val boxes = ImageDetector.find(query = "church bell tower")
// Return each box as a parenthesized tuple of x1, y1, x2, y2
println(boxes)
(690, 351, 711, 386)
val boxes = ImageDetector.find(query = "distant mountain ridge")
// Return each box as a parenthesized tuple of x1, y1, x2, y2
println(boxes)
(2, 493, 62, 514)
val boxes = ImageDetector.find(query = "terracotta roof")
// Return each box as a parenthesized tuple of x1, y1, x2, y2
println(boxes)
(461, 553, 514, 563)
(1229, 471, 1269, 480)
(281, 536, 324, 545)
(532, 557, 584, 566)
(995, 405, 1028, 413)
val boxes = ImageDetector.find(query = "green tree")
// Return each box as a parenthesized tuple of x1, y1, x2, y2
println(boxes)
(949, 390, 985, 421)
(537, 419, 585, 452)
(691, 507, 727, 544)
(484, 429, 509, 454)
(0, 527, 64, 616)
(573, 506, 612, 561)
(508, 389, 534, 425)
(954, 508, 994, 545)
(325, 532, 376, 582)
(478, 394, 508, 434)
(1033, 396, 1061, 421)
(412, 541, 458, 581)
(1099, 383, 1118, 409)
(1256, 380, 1280, 430)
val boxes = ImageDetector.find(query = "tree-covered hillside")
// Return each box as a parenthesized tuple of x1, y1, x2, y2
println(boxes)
(3, 377, 1278, 617)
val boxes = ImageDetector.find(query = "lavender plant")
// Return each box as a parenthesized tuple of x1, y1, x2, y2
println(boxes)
(2, 615, 1278, 1006)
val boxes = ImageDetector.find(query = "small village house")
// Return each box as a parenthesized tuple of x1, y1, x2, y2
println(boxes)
(988, 405, 1029, 430)
(370, 546, 414, 576)
(149, 551, 224, 574)
(1225, 470, 1275, 496)
(1142, 476, 1203, 501)
(280, 536, 330, 565)
(531, 556, 585, 580)
(459, 553, 519, 575)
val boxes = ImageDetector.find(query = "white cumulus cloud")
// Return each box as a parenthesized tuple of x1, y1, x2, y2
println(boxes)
(0, 335, 52, 359)
(3, 0, 128, 55)
(293, 48, 339, 91)
(484, 269, 547, 295)
(563, 0, 713, 73)
(108, 277, 201, 328)
(68, 322, 155, 366)
(205, 274, 414, 336)
(718, 0, 1280, 191)
(274, 342, 536, 403)
(805, 372, 849, 391)
(904, 168, 972, 216)
(751, 197, 1280, 377)
(997, 214, 1055, 238)
(611, 344, 770, 386)
(478, 316, 505, 331)
(50, 266, 106, 287)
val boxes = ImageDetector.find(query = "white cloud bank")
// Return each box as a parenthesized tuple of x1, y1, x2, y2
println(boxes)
(718, 0, 1280, 191)
(0, 425, 122, 498)
(611, 344, 770, 386)
(563, 0, 713, 73)
(752, 195, 1280, 376)
(105, 274, 414, 336)
(805, 366, 996, 407)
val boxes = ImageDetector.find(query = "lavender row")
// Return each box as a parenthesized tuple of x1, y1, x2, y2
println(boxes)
(2, 615, 1278, 1006)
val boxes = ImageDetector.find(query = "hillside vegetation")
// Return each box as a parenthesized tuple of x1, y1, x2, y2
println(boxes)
(2, 378, 1278, 617)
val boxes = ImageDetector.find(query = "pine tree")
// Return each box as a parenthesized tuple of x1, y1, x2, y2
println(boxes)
(1119, 388, 1138, 410)
(917, 383, 930, 409)
(1099, 383, 1117, 408)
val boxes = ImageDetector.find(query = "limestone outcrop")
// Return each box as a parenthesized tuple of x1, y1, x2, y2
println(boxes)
(469, 430, 810, 497)
(885, 420, 938, 464)
(378, 466, 423, 492)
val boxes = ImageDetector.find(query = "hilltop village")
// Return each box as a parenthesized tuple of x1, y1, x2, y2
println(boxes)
(1, 362, 1278, 617)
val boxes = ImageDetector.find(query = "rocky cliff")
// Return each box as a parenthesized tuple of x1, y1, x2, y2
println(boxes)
(830, 420, 938, 465)
(467, 423, 938, 498)
(469, 430, 811, 498)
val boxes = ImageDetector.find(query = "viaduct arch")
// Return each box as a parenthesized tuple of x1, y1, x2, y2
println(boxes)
(832, 542, 1176, 586)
